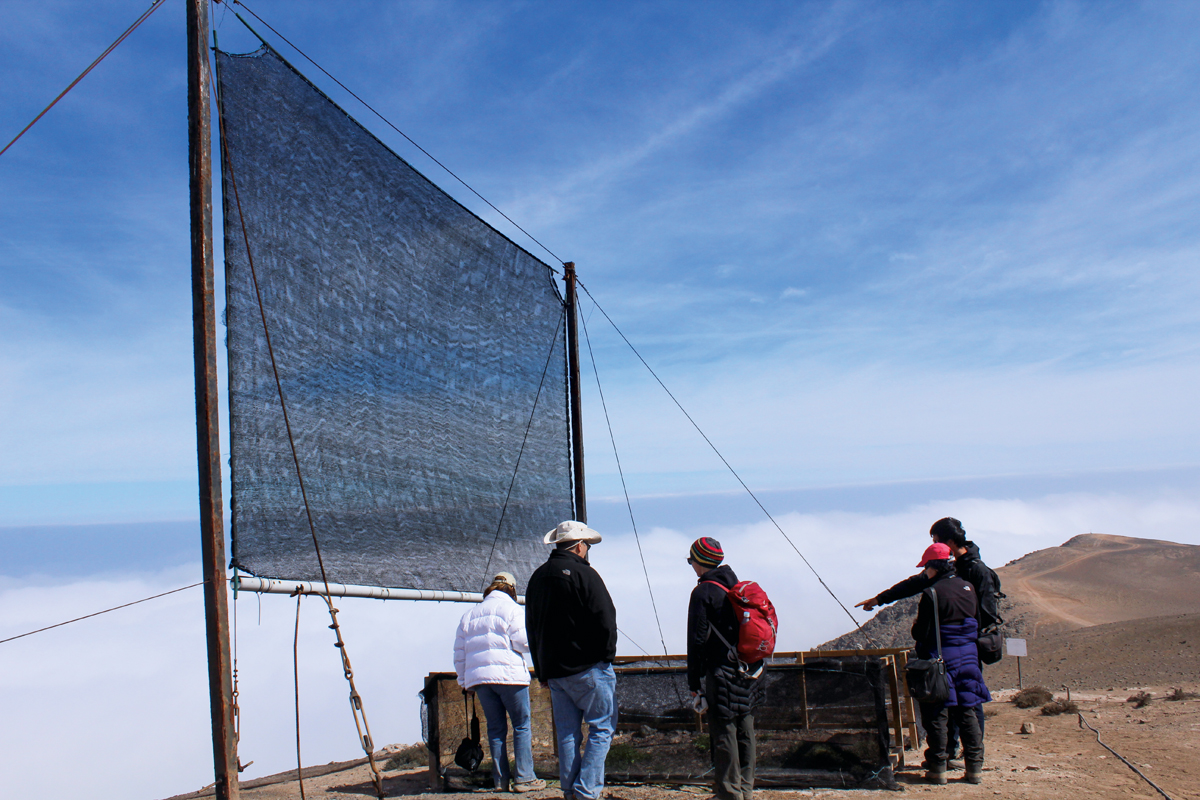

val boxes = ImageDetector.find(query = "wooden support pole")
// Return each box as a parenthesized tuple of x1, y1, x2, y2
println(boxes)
(189, 1, 238, 797)
(563, 261, 586, 523)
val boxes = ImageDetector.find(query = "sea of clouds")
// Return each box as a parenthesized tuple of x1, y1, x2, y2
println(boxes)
(3, 487, 1200, 799)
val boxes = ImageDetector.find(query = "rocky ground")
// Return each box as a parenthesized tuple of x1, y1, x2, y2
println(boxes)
(166, 684, 1199, 800)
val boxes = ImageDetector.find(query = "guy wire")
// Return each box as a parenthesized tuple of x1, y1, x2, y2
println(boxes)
(579, 304, 671, 659)
(0, 0, 170, 158)
(575, 279, 868, 637)
(0, 581, 204, 645)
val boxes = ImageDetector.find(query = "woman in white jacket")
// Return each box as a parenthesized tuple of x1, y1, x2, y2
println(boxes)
(454, 571, 546, 793)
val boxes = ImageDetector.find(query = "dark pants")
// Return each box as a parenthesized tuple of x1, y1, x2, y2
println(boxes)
(945, 705, 984, 758)
(710, 713, 755, 800)
(920, 703, 983, 772)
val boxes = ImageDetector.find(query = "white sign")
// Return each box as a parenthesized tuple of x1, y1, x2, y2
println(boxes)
(1006, 637, 1028, 657)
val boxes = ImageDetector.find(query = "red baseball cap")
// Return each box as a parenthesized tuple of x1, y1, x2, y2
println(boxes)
(917, 542, 952, 567)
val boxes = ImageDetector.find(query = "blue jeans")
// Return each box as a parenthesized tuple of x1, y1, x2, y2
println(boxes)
(548, 662, 617, 800)
(474, 684, 537, 789)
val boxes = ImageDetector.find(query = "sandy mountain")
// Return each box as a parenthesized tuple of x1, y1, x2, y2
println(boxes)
(818, 534, 1200, 687)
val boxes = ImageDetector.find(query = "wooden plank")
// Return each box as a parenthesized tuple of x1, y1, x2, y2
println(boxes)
(424, 675, 441, 791)
(895, 651, 920, 749)
(884, 655, 905, 767)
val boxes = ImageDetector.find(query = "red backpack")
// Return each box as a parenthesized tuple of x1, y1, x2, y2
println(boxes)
(703, 580, 778, 676)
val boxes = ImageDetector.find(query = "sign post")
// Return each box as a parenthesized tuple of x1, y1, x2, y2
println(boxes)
(1006, 638, 1028, 688)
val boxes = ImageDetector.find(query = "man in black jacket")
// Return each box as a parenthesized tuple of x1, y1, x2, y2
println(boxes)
(687, 537, 758, 800)
(526, 520, 617, 800)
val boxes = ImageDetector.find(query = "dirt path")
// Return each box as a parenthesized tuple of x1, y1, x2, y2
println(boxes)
(1009, 542, 1141, 631)
(166, 686, 1199, 800)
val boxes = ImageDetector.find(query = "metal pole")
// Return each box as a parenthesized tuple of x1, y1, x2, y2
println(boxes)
(1017, 656, 1023, 689)
(563, 261, 587, 523)
(189, 1, 239, 797)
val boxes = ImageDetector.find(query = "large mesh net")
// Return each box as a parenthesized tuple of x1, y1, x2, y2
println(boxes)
(215, 45, 572, 594)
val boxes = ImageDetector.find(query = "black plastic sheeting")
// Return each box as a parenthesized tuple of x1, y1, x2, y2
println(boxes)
(609, 659, 896, 788)
(427, 659, 897, 790)
(216, 45, 572, 594)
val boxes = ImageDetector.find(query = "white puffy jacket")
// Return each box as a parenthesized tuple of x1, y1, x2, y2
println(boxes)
(454, 590, 531, 688)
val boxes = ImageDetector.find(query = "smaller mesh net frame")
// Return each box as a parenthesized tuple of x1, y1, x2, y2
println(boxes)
(425, 659, 896, 790)
(215, 45, 573, 594)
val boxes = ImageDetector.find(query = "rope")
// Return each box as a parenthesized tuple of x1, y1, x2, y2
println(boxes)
(480, 308, 566, 587)
(1077, 714, 1176, 800)
(0, 581, 204, 645)
(616, 626, 653, 658)
(0, 0, 170, 159)
(294, 593, 307, 800)
(579, 309, 670, 657)
(214, 48, 386, 800)
(575, 280, 867, 635)
(226, 0, 565, 271)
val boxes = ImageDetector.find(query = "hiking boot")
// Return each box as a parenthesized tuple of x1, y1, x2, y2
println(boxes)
(964, 768, 983, 784)
(514, 778, 548, 793)
(925, 770, 948, 786)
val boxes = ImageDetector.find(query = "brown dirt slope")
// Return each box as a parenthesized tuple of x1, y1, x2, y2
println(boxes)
(999, 533, 1200, 635)
(819, 534, 1200, 683)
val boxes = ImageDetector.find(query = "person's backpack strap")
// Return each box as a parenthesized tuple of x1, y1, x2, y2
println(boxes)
(699, 580, 735, 649)
(929, 587, 943, 657)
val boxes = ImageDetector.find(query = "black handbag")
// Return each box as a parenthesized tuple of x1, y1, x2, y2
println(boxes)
(905, 588, 951, 705)
(977, 626, 1003, 665)
(453, 693, 484, 772)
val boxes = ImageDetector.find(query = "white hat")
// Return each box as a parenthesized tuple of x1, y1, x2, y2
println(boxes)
(543, 520, 602, 545)
(493, 571, 516, 587)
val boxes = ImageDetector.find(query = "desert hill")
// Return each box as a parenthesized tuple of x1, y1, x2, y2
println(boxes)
(819, 533, 1200, 686)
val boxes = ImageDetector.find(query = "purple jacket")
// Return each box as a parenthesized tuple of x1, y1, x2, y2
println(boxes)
(919, 617, 992, 707)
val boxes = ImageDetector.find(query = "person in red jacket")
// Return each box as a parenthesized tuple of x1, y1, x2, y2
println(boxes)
(686, 537, 759, 800)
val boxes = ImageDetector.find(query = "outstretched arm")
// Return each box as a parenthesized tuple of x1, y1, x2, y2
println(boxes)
(857, 572, 935, 612)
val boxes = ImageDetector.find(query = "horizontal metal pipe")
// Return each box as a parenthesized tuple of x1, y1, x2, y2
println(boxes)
(233, 576, 526, 604)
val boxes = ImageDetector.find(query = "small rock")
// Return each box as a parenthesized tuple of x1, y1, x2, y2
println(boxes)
(1020, 722, 1036, 735)
(1025, 765, 1040, 771)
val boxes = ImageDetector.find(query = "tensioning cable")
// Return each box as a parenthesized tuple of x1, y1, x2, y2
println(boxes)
(576, 280, 870, 638)
(479, 308, 567, 588)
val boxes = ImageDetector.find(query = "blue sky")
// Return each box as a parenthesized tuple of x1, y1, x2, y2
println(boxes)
(2, 0, 1199, 517)
(4, 1, 1200, 796)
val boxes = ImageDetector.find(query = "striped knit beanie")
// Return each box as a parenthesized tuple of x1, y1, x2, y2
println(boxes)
(689, 537, 724, 568)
